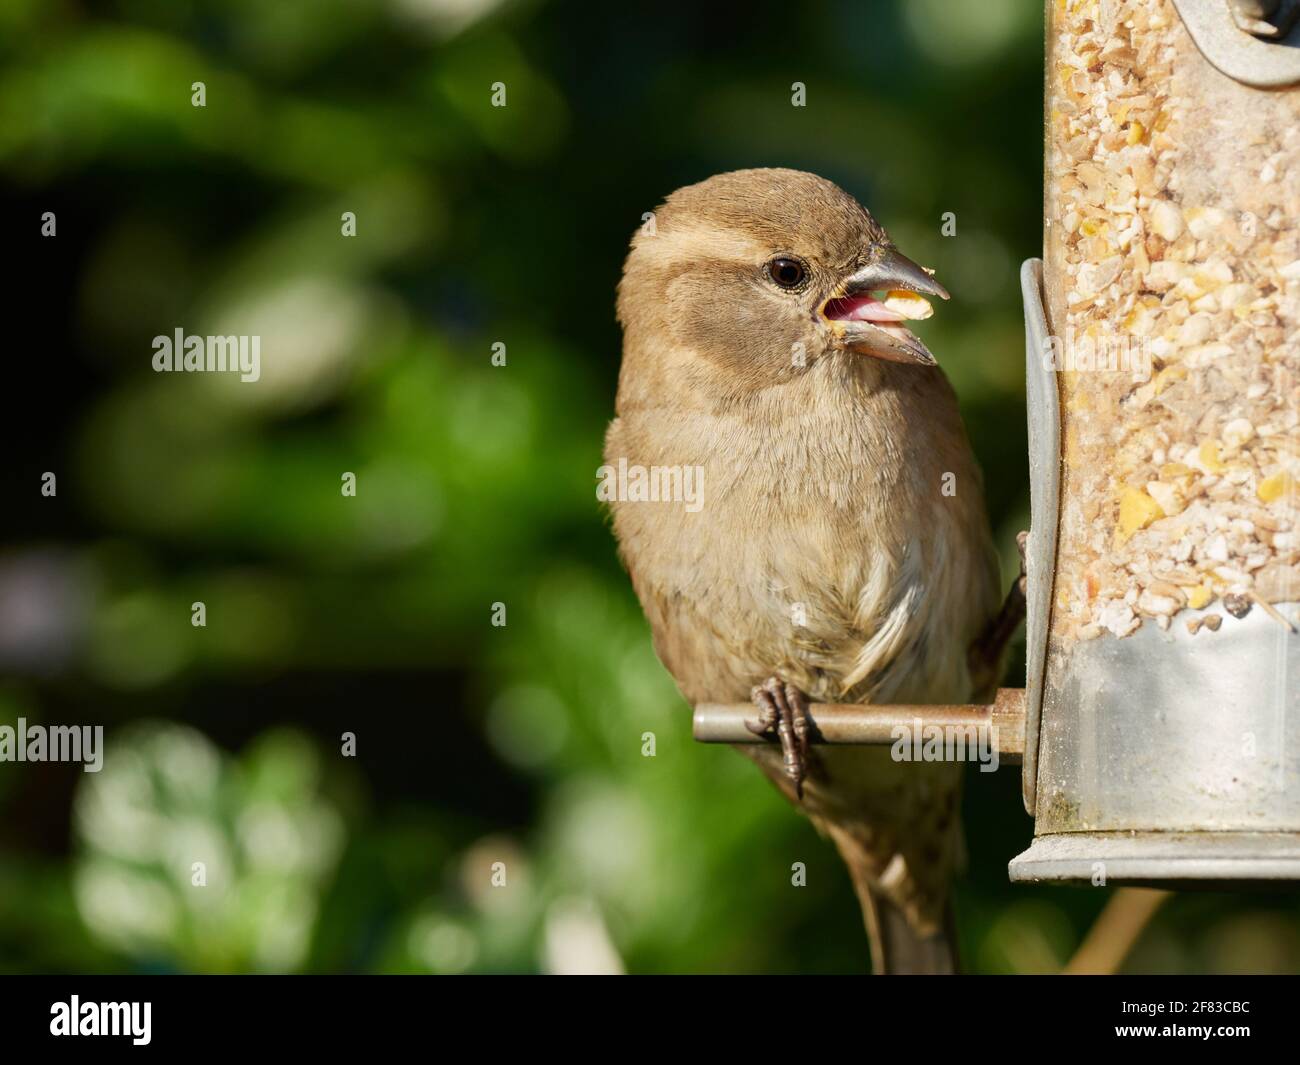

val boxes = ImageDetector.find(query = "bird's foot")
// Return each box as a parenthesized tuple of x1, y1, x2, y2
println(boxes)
(1015, 528, 1028, 595)
(967, 529, 1029, 694)
(746, 677, 812, 799)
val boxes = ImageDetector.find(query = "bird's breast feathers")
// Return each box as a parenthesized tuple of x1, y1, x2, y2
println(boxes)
(607, 352, 1000, 708)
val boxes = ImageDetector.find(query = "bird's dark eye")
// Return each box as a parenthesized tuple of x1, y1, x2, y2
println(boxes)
(767, 257, 807, 289)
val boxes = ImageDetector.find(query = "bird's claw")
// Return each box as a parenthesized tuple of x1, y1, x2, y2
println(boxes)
(1015, 529, 1028, 596)
(747, 677, 812, 799)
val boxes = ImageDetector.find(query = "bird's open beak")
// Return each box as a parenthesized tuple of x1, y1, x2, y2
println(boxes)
(821, 247, 950, 366)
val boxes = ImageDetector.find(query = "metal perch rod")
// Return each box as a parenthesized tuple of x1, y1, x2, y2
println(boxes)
(693, 687, 1026, 760)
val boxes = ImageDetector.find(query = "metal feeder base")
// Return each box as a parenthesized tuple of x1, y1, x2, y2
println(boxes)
(1009, 832, 1300, 888)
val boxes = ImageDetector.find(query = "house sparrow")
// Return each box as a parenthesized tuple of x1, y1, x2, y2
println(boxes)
(605, 168, 1017, 973)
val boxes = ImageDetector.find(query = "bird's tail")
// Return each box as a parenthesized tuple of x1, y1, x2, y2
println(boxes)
(862, 890, 958, 974)
(824, 818, 960, 974)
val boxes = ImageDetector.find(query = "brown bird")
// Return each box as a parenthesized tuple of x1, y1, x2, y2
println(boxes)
(605, 168, 1020, 973)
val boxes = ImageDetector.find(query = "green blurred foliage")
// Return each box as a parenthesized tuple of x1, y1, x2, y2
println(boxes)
(73, 723, 343, 971)
(2, 0, 1297, 974)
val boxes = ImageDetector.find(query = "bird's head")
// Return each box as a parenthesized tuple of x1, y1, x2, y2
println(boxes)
(617, 168, 948, 391)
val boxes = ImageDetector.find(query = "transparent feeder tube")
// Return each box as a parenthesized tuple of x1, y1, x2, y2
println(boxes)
(1014, 0, 1300, 880)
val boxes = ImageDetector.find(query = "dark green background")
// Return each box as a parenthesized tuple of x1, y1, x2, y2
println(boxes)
(2, 0, 1295, 973)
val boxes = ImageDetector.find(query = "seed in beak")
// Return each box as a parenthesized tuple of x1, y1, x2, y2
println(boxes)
(882, 289, 934, 321)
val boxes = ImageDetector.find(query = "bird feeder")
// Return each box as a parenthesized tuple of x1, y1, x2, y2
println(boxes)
(1010, 0, 1300, 884)
(694, 0, 1300, 888)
